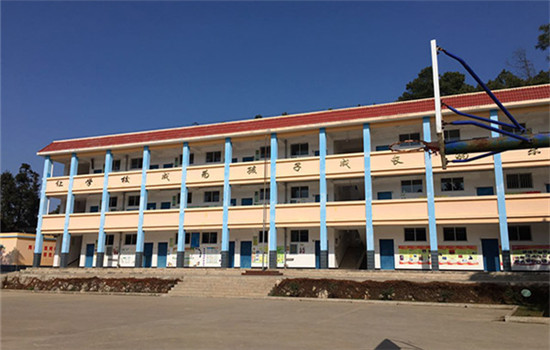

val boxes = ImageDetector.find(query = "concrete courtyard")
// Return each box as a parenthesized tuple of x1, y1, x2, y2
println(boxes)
(2, 291, 549, 350)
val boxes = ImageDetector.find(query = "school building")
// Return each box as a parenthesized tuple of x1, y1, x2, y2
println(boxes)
(33, 84, 550, 271)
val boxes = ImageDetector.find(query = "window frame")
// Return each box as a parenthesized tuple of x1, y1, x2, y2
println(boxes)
(401, 179, 423, 193)
(201, 232, 218, 244)
(290, 230, 309, 243)
(508, 225, 532, 241)
(130, 158, 143, 170)
(205, 151, 221, 163)
(290, 186, 309, 199)
(441, 177, 464, 192)
(506, 173, 533, 189)
(290, 143, 309, 157)
(443, 227, 467, 241)
(124, 234, 137, 245)
(204, 191, 220, 203)
(404, 227, 427, 242)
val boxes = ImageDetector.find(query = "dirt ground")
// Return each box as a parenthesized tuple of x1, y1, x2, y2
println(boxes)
(270, 278, 549, 315)
(1, 276, 179, 293)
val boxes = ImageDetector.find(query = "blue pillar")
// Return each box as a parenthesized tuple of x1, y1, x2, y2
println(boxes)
(363, 124, 375, 270)
(268, 133, 278, 269)
(135, 146, 150, 267)
(220, 138, 232, 268)
(319, 128, 328, 269)
(60, 153, 78, 268)
(33, 156, 52, 267)
(491, 109, 511, 271)
(95, 150, 112, 267)
(177, 142, 190, 267)
(423, 117, 439, 270)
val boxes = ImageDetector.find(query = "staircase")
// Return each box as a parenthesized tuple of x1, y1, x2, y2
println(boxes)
(167, 275, 281, 298)
(339, 247, 366, 269)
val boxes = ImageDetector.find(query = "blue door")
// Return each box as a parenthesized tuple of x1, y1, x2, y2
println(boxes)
(229, 241, 235, 268)
(157, 242, 168, 268)
(482, 239, 500, 271)
(315, 241, 321, 269)
(143, 243, 153, 268)
(240, 241, 252, 268)
(85, 244, 94, 267)
(191, 233, 200, 248)
(380, 239, 395, 270)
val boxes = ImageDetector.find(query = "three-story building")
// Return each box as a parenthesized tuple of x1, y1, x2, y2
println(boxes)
(33, 84, 550, 271)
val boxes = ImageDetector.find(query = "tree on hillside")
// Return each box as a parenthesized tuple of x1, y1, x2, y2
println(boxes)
(536, 24, 549, 60)
(1, 164, 40, 233)
(397, 67, 476, 101)
(485, 70, 524, 90)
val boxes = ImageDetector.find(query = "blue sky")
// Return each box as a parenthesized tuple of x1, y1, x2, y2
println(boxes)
(2, 1, 548, 174)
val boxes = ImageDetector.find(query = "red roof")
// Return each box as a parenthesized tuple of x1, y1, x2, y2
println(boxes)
(39, 84, 550, 154)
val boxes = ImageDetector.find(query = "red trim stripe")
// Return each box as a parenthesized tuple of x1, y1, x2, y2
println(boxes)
(39, 85, 550, 154)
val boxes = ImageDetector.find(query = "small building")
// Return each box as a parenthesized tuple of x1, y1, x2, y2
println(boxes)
(0, 233, 56, 267)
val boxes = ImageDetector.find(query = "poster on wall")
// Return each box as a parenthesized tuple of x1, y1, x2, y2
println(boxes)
(511, 245, 549, 267)
(252, 245, 285, 264)
(438, 245, 479, 266)
(398, 246, 430, 265)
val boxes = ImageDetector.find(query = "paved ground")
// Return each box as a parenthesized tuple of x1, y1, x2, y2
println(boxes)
(2, 291, 549, 350)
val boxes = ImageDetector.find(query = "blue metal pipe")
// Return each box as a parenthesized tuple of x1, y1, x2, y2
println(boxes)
(448, 120, 530, 142)
(439, 48, 525, 132)
(444, 104, 517, 130)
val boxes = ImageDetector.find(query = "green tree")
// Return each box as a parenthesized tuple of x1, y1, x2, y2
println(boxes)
(485, 70, 525, 90)
(397, 67, 476, 101)
(1, 164, 40, 233)
(536, 24, 549, 60)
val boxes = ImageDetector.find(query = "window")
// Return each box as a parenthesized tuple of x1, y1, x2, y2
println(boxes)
(149, 164, 159, 170)
(230, 198, 236, 206)
(443, 227, 467, 241)
(128, 195, 140, 207)
(232, 158, 238, 163)
(258, 188, 270, 201)
(189, 153, 194, 165)
(204, 191, 220, 203)
(187, 193, 193, 204)
(291, 230, 309, 242)
(404, 228, 426, 241)
(258, 231, 268, 243)
(105, 234, 114, 246)
(241, 198, 253, 206)
(206, 151, 221, 163)
(93, 169, 102, 174)
(242, 156, 255, 162)
(163, 163, 173, 169)
(125, 234, 137, 245)
(547, 184, 550, 193)
(508, 225, 532, 241)
(109, 196, 118, 209)
(160, 202, 171, 209)
(401, 180, 423, 193)
(90, 206, 99, 213)
(291, 186, 309, 199)
(444, 129, 460, 142)
(476, 187, 494, 196)
(291, 143, 309, 157)
(441, 177, 464, 192)
(185, 233, 190, 244)
(258, 146, 270, 159)
(147, 203, 157, 210)
(112, 160, 121, 171)
(377, 191, 392, 200)
(399, 133, 421, 147)
(202, 232, 217, 244)
(376, 145, 390, 151)
(130, 158, 143, 170)
(506, 173, 533, 189)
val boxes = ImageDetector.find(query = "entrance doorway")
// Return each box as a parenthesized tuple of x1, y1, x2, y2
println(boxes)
(240, 241, 252, 268)
(379, 239, 395, 270)
(85, 244, 94, 267)
(481, 239, 500, 271)
(143, 243, 153, 268)
(157, 242, 168, 268)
